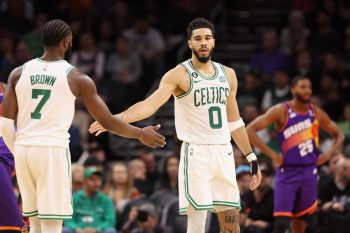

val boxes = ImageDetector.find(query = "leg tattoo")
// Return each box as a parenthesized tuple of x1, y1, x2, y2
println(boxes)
(217, 209, 240, 233)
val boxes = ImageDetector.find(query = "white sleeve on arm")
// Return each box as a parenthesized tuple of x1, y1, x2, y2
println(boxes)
(0, 117, 15, 154)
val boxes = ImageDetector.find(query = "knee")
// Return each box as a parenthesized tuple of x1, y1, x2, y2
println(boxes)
(102, 228, 117, 233)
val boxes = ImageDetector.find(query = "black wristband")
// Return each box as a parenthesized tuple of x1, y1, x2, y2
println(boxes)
(250, 160, 259, 175)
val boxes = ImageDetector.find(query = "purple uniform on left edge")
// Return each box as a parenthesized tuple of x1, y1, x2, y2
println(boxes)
(0, 83, 24, 232)
(273, 102, 319, 218)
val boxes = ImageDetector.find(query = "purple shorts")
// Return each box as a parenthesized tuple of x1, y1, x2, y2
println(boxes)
(0, 150, 24, 231)
(274, 165, 318, 218)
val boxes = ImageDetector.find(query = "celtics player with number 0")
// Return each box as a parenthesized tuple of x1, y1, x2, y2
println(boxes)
(0, 19, 165, 233)
(89, 18, 262, 233)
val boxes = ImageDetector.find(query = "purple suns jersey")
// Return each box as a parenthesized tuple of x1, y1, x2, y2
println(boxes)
(276, 102, 320, 167)
(0, 83, 14, 173)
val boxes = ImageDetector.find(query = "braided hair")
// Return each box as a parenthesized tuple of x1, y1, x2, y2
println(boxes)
(41, 19, 72, 47)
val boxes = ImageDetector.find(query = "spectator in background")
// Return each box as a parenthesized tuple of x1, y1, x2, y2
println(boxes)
(292, 50, 321, 92)
(154, 155, 179, 194)
(250, 30, 290, 81)
(96, 20, 115, 56)
(236, 165, 252, 196)
(241, 103, 269, 145)
(128, 159, 154, 196)
(104, 163, 140, 218)
(261, 70, 291, 112)
(72, 163, 85, 193)
(318, 73, 343, 121)
(237, 68, 265, 110)
(123, 13, 165, 97)
(322, 52, 345, 83)
(63, 168, 117, 233)
(105, 36, 142, 112)
(21, 12, 47, 58)
(309, 9, 340, 54)
(243, 160, 274, 233)
(14, 41, 32, 67)
(138, 150, 158, 184)
(71, 32, 105, 81)
(112, 1, 131, 36)
(0, 36, 16, 83)
(120, 203, 168, 233)
(318, 156, 350, 233)
(337, 103, 350, 140)
(281, 10, 310, 55)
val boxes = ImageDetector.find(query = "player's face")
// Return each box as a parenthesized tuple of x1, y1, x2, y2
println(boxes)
(188, 28, 215, 63)
(292, 79, 312, 104)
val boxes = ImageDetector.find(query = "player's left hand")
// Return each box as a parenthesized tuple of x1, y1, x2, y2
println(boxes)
(250, 168, 261, 191)
(89, 121, 107, 136)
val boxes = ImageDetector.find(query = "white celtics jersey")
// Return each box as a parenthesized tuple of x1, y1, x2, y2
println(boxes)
(174, 59, 231, 144)
(15, 58, 76, 148)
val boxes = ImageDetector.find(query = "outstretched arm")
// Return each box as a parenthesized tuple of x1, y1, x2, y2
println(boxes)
(116, 70, 177, 123)
(89, 67, 181, 135)
(316, 107, 344, 165)
(225, 67, 261, 190)
(246, 104, 284, 166)
(70, 69, 166, 148)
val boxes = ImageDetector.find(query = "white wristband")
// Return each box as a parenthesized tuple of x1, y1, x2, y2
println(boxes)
(228, 118, 245, 132)
(245, 152, 257, 163)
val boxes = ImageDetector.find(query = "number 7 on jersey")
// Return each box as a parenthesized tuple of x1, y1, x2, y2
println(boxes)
(31, 89, 51, 119)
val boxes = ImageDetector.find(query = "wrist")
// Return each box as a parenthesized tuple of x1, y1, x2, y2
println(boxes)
(136, 128, 144, 140)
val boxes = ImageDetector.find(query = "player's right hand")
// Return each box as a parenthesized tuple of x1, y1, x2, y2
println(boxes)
(89, 121, 107, 136)
(138, 124, 166, 148)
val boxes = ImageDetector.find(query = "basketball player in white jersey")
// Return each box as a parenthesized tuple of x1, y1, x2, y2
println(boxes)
(90, 18, 262, 233)
(0, 19, 165, 233)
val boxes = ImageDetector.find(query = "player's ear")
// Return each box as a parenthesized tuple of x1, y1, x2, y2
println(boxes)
(213, 38, 215, 48)
(188, 39, 192, 49)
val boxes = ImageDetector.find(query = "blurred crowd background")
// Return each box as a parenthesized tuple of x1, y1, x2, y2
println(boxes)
(1, 0, 350, 232)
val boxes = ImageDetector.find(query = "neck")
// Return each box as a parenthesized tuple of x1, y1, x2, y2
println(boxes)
(41, 49, 64, 61)
(85, 189, 97, 198)
(191, 55, 212, 70)
(290, 99, 308, 112)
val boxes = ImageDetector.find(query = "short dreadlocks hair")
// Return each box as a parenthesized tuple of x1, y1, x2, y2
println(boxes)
(187, 18, 215, 40)
(41, 19, 72, 47)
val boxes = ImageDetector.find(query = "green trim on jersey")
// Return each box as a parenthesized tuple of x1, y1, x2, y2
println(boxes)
(38, 213, 72, 220)
(176, 64, 194, 99)
(66, 149, 73, 204)
(23, 210, 38, 217)
(35, 58, 66, 63)
(184, 143, 214, 210)
(22, 62, 27, 73)
(66, 66, 75, 74)
(189, 60, 218, 80)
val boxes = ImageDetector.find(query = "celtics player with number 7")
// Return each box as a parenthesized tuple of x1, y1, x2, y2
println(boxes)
(89, 18, 262, 233)
(247, 76, 344, 233)
(0, 19, 165, 233)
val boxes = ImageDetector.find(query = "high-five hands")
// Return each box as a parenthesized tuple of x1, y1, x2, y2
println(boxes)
(89, 121, 166, 149)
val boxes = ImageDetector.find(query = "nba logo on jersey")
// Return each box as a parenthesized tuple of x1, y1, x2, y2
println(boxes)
(43, 65, 48, 71)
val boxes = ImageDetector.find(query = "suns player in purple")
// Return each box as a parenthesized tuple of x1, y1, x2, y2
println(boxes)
(247, 76, 344, 233)
(0, 82, 25, 233)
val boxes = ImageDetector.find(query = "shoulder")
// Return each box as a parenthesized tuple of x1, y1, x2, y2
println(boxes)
(220, 65, 237, 88)
(161, 64, 187, 81)
(8, 66, 24, 86)
(73, 190, 85, 199)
